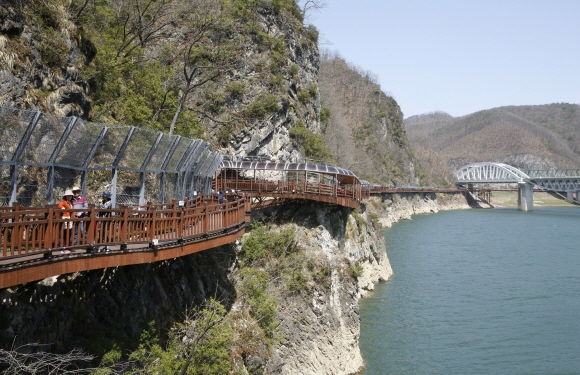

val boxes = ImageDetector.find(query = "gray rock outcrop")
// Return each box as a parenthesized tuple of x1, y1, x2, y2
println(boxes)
(257, 192, 468, 375)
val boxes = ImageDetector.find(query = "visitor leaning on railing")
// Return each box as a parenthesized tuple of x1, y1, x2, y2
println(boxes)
(57, 189, 74, 252)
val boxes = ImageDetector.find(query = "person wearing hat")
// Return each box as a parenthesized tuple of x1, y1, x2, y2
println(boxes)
(57, 189, 74, 217)
(57, 189, 74, 250)
(72, 186, 88, 245)
(98, 190, 112, 211)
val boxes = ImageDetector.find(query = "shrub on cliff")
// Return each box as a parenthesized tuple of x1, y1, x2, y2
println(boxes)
(126, 299, 232, 375)
(240, 222, 296, 264)
(290, 121, 333, 161)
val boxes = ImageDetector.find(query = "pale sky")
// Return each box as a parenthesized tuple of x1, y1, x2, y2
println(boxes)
(312, 0, 580, 118)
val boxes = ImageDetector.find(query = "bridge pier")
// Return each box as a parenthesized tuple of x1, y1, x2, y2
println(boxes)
(517, 182, 534, 211)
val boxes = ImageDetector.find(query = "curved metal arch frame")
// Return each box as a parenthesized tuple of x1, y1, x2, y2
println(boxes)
(219, 160, 360, 185)
(455, 162, 530, 183)
(0, 107, 223, 206)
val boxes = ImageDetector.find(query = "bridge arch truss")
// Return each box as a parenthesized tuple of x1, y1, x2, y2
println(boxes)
(455, 163, 530, 184)
(455, 162, 580, 192)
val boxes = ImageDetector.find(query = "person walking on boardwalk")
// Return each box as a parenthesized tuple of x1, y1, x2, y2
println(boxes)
(72, 186, 88, 245)
(57, 189, 74, 251)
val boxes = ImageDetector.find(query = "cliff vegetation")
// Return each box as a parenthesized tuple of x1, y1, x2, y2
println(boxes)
(318, 49, 419, 185)
(0, 0, 325, 161)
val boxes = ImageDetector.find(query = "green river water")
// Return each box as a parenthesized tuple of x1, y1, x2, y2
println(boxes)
(360, 206, 580, 375)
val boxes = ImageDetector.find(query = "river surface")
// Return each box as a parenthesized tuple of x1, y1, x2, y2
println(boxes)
(359, 206, 580, 375)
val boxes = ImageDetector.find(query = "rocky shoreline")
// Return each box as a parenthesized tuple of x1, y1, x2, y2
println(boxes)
(267, 192, 469, 375)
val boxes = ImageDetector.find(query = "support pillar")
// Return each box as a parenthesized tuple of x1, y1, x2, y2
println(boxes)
(567, 191, 575, 204)
(576, 191, 579, 202)
(517, 182, 533, 211)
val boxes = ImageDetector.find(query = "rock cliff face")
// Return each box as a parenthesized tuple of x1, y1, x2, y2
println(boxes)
(0, 0, 93, 116)
(0, 0, 320, 162)
(250, 192, 468, 375)
(218, 6, 321, 162)
(249, 201, 390, 375)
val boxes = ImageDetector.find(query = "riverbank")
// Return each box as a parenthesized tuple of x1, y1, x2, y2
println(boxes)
(261, 192, 470, 374)
(490, 191, 578, 207)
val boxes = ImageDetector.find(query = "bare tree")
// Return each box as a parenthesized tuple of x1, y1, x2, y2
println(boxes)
(110, 0, 181, 58)
(168, 0, 235, 135)
(0, 342, 137, 375)
(298, 0, 328, 22)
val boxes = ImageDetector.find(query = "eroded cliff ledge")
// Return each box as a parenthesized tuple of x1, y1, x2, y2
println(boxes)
(262, 192, 468, 375)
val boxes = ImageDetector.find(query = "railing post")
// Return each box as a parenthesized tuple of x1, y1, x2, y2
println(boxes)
(203, 201, 209, 233)
(224, 201, 229, 228)
(120, 206, 128, 242)
(10, 211, 21, 255)
(88, 204, 95, 244)
(45, 206, 54, 250)
(179, 204, 184, 237)
(149, 202, 155, 241)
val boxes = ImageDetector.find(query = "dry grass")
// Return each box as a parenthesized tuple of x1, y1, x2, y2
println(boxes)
(490, 191, 576, 207)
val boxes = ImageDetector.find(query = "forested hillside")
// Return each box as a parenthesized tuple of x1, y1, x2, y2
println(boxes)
(406, 103, 580, 171)
(0, 0, 327, 162)
(318, 50, 419, 185)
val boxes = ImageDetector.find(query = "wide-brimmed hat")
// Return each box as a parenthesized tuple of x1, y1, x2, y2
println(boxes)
(72, 186, 81, 192)
(102, 190, 111, 199)
(63, 189, 74, 197)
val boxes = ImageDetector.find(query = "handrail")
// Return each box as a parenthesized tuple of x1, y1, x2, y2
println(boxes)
(215, 178, 362, 205)
(0, 193, 247, 258)
(0, 181, 467, 289)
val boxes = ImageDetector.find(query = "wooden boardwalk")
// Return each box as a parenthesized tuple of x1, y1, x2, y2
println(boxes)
(1, 170, 467, 289)
(0, 194, 249, 288)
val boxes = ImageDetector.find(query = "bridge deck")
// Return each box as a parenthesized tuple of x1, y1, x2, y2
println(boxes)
(0, 194, 249, 288)
(1, 175, 469, 289)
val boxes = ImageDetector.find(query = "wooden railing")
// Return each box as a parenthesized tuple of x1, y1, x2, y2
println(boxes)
(215, 178, 467, 204)
(214, 178, 361, 207)
(0, 194, 248, 258)
(0, 194, 251, 288)
(0, 180, 469, 289)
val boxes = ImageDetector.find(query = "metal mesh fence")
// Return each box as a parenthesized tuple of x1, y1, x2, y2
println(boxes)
(56, 119, 103, 168)
(0, 107, 222, 207)
(0, 107, 37, 162)
(0, 165, 10, 206)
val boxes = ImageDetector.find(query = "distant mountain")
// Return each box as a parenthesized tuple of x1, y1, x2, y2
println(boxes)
(405, 103, 580, 172)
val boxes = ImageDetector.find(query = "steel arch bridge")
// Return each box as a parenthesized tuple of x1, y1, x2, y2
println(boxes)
(455, 162, 580, 192)
(455, 162, 580, 211)
(455, 163, 530, 184)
